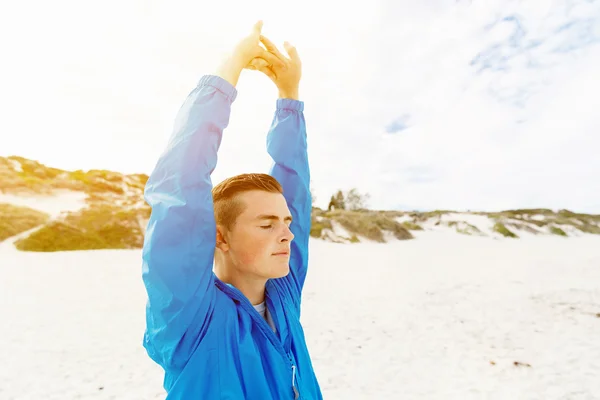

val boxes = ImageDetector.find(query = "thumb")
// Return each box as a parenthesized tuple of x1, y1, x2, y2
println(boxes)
(257, 65, 277, 81)
(248, 58, 269, 69)
(284, 41, 299, 61)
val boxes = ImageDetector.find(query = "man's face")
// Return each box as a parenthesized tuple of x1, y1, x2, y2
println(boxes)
(222, 190, 294, 280)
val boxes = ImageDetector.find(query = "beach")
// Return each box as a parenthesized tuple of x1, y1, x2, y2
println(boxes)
(1, 233, 599, 399)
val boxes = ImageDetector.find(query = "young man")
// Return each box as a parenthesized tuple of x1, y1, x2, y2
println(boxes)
(141, 21, 322, 399)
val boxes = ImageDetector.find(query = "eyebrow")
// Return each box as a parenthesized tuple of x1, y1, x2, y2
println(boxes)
(256, 214, 293, 223)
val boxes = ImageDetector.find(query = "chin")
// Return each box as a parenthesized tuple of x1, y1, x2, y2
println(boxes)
(268, 263, 290, 279)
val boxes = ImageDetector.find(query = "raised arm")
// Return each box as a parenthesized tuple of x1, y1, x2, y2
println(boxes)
(246, 37, 310, 295)
(266, 99, 311, 295)
(141, 74, 236, 369)
(141, 21, 283, 369)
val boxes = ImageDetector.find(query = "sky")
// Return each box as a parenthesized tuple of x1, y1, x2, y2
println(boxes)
(1, 0, 599, 212)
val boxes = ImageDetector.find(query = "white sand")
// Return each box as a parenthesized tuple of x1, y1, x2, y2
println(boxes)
(1, 234, 600, 399)
(395, 214, 414, 224)
(0, 190, 88, 219)
(441, 213, 495, 232)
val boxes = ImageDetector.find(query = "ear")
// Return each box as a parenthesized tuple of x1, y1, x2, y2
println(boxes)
(215, 225, 230, 252)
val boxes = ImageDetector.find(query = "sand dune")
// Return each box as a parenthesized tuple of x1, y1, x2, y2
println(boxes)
(0, 190, 88, 219)
(1, 234, 599, 399)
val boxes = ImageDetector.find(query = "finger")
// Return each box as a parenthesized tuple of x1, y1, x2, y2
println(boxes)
(247, 58, 269, 70)
(259, 50, 286, 69)
(257, 65, 277, 81)
(259, 35, 287, 62)
(284, 41, 300, 63)
(253, 20, 263, 34)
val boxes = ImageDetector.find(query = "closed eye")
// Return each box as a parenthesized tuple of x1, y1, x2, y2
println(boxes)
(261, 225, 273, 229)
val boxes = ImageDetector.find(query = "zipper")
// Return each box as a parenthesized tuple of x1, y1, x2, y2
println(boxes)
(288, 350, 303, 399)
(269, 284, 301, 400)
(291, 364, 299, 399)
(216, 279, 301, 399)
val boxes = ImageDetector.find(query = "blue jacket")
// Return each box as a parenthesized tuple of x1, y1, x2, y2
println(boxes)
(141, 75, 322, 399)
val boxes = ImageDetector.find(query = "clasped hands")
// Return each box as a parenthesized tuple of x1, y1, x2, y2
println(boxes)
(217, 21, 301, 100)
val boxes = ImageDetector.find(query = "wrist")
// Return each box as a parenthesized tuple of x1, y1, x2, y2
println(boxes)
(278, 88, 299, 100)
(215, 55, 244, 87)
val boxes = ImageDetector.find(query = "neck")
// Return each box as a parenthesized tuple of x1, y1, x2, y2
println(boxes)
(215, 264, 268, 305)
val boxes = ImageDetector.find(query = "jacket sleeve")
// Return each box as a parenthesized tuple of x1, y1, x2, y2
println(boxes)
(141, 75, 237, 369)
(267, 99, 312, 303)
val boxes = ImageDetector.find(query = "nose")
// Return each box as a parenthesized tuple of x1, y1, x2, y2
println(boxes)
(280, 225, 294, 242)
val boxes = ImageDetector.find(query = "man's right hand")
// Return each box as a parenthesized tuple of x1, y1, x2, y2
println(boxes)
(246, 35, 302, 100)
(216, 21, 285, 87)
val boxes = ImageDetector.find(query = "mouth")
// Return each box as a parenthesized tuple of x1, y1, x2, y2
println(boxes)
(272, 251, 290, 256)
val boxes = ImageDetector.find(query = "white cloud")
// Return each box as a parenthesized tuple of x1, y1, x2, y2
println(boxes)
(0, 0, 598, 212)
(363, 0, 600, 212)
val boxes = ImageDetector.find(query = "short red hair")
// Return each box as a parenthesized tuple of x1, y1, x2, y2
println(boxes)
(212, 173, 283, 231)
